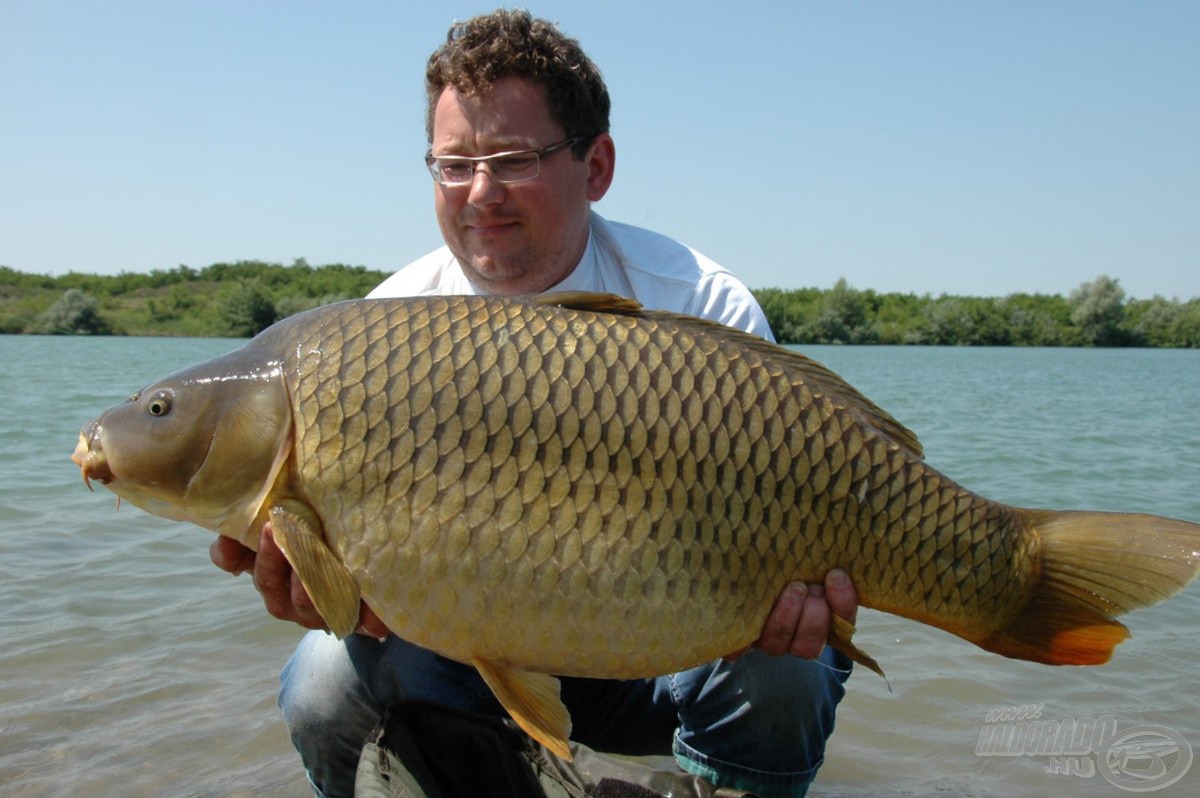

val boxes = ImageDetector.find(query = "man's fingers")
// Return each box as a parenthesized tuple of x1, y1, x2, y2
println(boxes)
(786, 584, 831, 660)
(355, 604, 391, 639)
(753, 572, 863, 661)
(825, 568, 859, 625)
(758, 582, 831, 660)
(252, 525, 289, 600)
(209, 535, 255, 575)
(755, 582, 808, 657)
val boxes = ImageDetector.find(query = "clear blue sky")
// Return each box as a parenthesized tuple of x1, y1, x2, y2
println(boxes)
(3, 1, 1197, 299)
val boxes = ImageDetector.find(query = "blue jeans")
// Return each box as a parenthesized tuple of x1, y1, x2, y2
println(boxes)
(279, 632, 851, 798)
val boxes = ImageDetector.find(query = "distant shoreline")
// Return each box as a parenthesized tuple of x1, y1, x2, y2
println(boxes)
(3, 263, 1197, 347)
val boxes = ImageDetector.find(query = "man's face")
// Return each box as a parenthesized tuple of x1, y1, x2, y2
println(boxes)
(430, 76, 613, 295)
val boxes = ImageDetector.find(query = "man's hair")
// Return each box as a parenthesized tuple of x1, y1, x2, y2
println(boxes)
(425, 9, 610, 157)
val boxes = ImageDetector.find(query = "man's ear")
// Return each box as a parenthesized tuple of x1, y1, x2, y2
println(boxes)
(585, 133, 616, 202)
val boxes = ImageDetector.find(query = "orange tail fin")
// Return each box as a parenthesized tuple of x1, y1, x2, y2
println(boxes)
(976, 510, 1200, 666)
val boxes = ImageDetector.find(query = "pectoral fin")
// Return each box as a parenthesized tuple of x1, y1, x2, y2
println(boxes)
(472, 658, 572, 761)
(269, 503, 361, 639)
(829, 614, 890, 690)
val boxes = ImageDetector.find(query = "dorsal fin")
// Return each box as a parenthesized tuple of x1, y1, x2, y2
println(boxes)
(531, 291, 644, 315)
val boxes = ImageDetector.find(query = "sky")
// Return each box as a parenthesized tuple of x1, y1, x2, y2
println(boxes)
(3, 1, 1198, 300)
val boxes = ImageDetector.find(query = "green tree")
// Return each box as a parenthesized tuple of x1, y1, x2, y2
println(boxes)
(1000, 293, 1076, 346)
(872, 292, 927, 344)
(807, 279, 877, 344)
(222, 282, 277, 337)
(274, 293, 353, 321)
(754, 287, 822, 343)
(923, 297, 975, 345)
(1170, 300, 1200, 347)
(1069, 275, 1127, 346)
(1124, 297, 1179, 347)
(30, 288, 112, 334)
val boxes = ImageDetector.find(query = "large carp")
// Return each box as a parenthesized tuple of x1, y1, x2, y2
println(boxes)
(72, 293, 1200, 758)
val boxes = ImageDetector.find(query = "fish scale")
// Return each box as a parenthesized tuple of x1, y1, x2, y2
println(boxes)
(72, 291, 1200, 759)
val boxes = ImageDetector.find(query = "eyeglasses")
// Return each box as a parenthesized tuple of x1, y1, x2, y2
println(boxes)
(425, 135, 588, 186)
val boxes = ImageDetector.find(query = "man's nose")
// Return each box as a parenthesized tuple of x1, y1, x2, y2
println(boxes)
(467, 164, 506, 205)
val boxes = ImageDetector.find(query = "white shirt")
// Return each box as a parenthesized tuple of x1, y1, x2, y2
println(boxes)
(368, 212, 774, 342)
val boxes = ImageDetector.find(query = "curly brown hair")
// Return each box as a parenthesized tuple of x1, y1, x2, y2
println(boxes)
(424, 9, 610, 158)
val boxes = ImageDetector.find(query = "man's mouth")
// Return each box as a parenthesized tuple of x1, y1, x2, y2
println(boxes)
(467, 219, 519, 235)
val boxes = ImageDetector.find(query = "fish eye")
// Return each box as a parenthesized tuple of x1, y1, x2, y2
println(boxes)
(146, 391, 173, 417)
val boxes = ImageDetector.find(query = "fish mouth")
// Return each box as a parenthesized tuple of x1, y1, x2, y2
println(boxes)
(72, 426, 113, 490)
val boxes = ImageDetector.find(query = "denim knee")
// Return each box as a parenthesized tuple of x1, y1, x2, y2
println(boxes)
(670, 647, 851, 798)
(278, 632, 510, 797)
(279, 632, 383, 798)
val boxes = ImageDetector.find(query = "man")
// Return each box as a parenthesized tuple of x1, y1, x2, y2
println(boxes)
(211, 10, 858, 798)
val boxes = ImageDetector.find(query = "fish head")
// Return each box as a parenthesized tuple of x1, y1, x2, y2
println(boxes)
(72, 345, 293, 545)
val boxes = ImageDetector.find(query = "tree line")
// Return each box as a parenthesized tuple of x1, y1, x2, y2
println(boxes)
(2, 262, 1198, 347)
(757, 276, 1199, 347)
(1, 259, 386, 337)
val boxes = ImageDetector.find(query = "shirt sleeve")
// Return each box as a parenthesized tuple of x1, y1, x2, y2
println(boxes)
(685, 271, 776, 343)
(588, 213, 775, 342)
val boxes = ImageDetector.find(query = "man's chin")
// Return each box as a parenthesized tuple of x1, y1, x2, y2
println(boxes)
(459, 256, 537, 295)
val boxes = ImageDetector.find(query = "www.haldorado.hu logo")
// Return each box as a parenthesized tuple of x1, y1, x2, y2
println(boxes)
(976, 705, 1192, 792)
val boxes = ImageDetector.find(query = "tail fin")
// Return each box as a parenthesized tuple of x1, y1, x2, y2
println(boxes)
(977, 510, 1200, 666)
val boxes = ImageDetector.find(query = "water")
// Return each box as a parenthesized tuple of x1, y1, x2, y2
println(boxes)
(2, 337, 1198, 797)
(1, 336, 308, 797)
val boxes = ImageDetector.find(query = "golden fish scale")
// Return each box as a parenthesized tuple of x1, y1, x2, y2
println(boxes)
(268, 297, 1036, 677)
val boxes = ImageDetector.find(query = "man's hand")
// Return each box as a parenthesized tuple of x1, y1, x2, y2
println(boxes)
(209, 526, 389, 638)
(727, 569, 858, 661)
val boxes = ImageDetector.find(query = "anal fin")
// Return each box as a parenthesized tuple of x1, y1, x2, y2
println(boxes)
(830, 614, 891, 690)
(269, 503, 361, 639)
(472, 658, 573, 761)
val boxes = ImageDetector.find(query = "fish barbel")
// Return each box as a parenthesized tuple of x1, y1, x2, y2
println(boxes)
(71, 292, 1200, 758)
